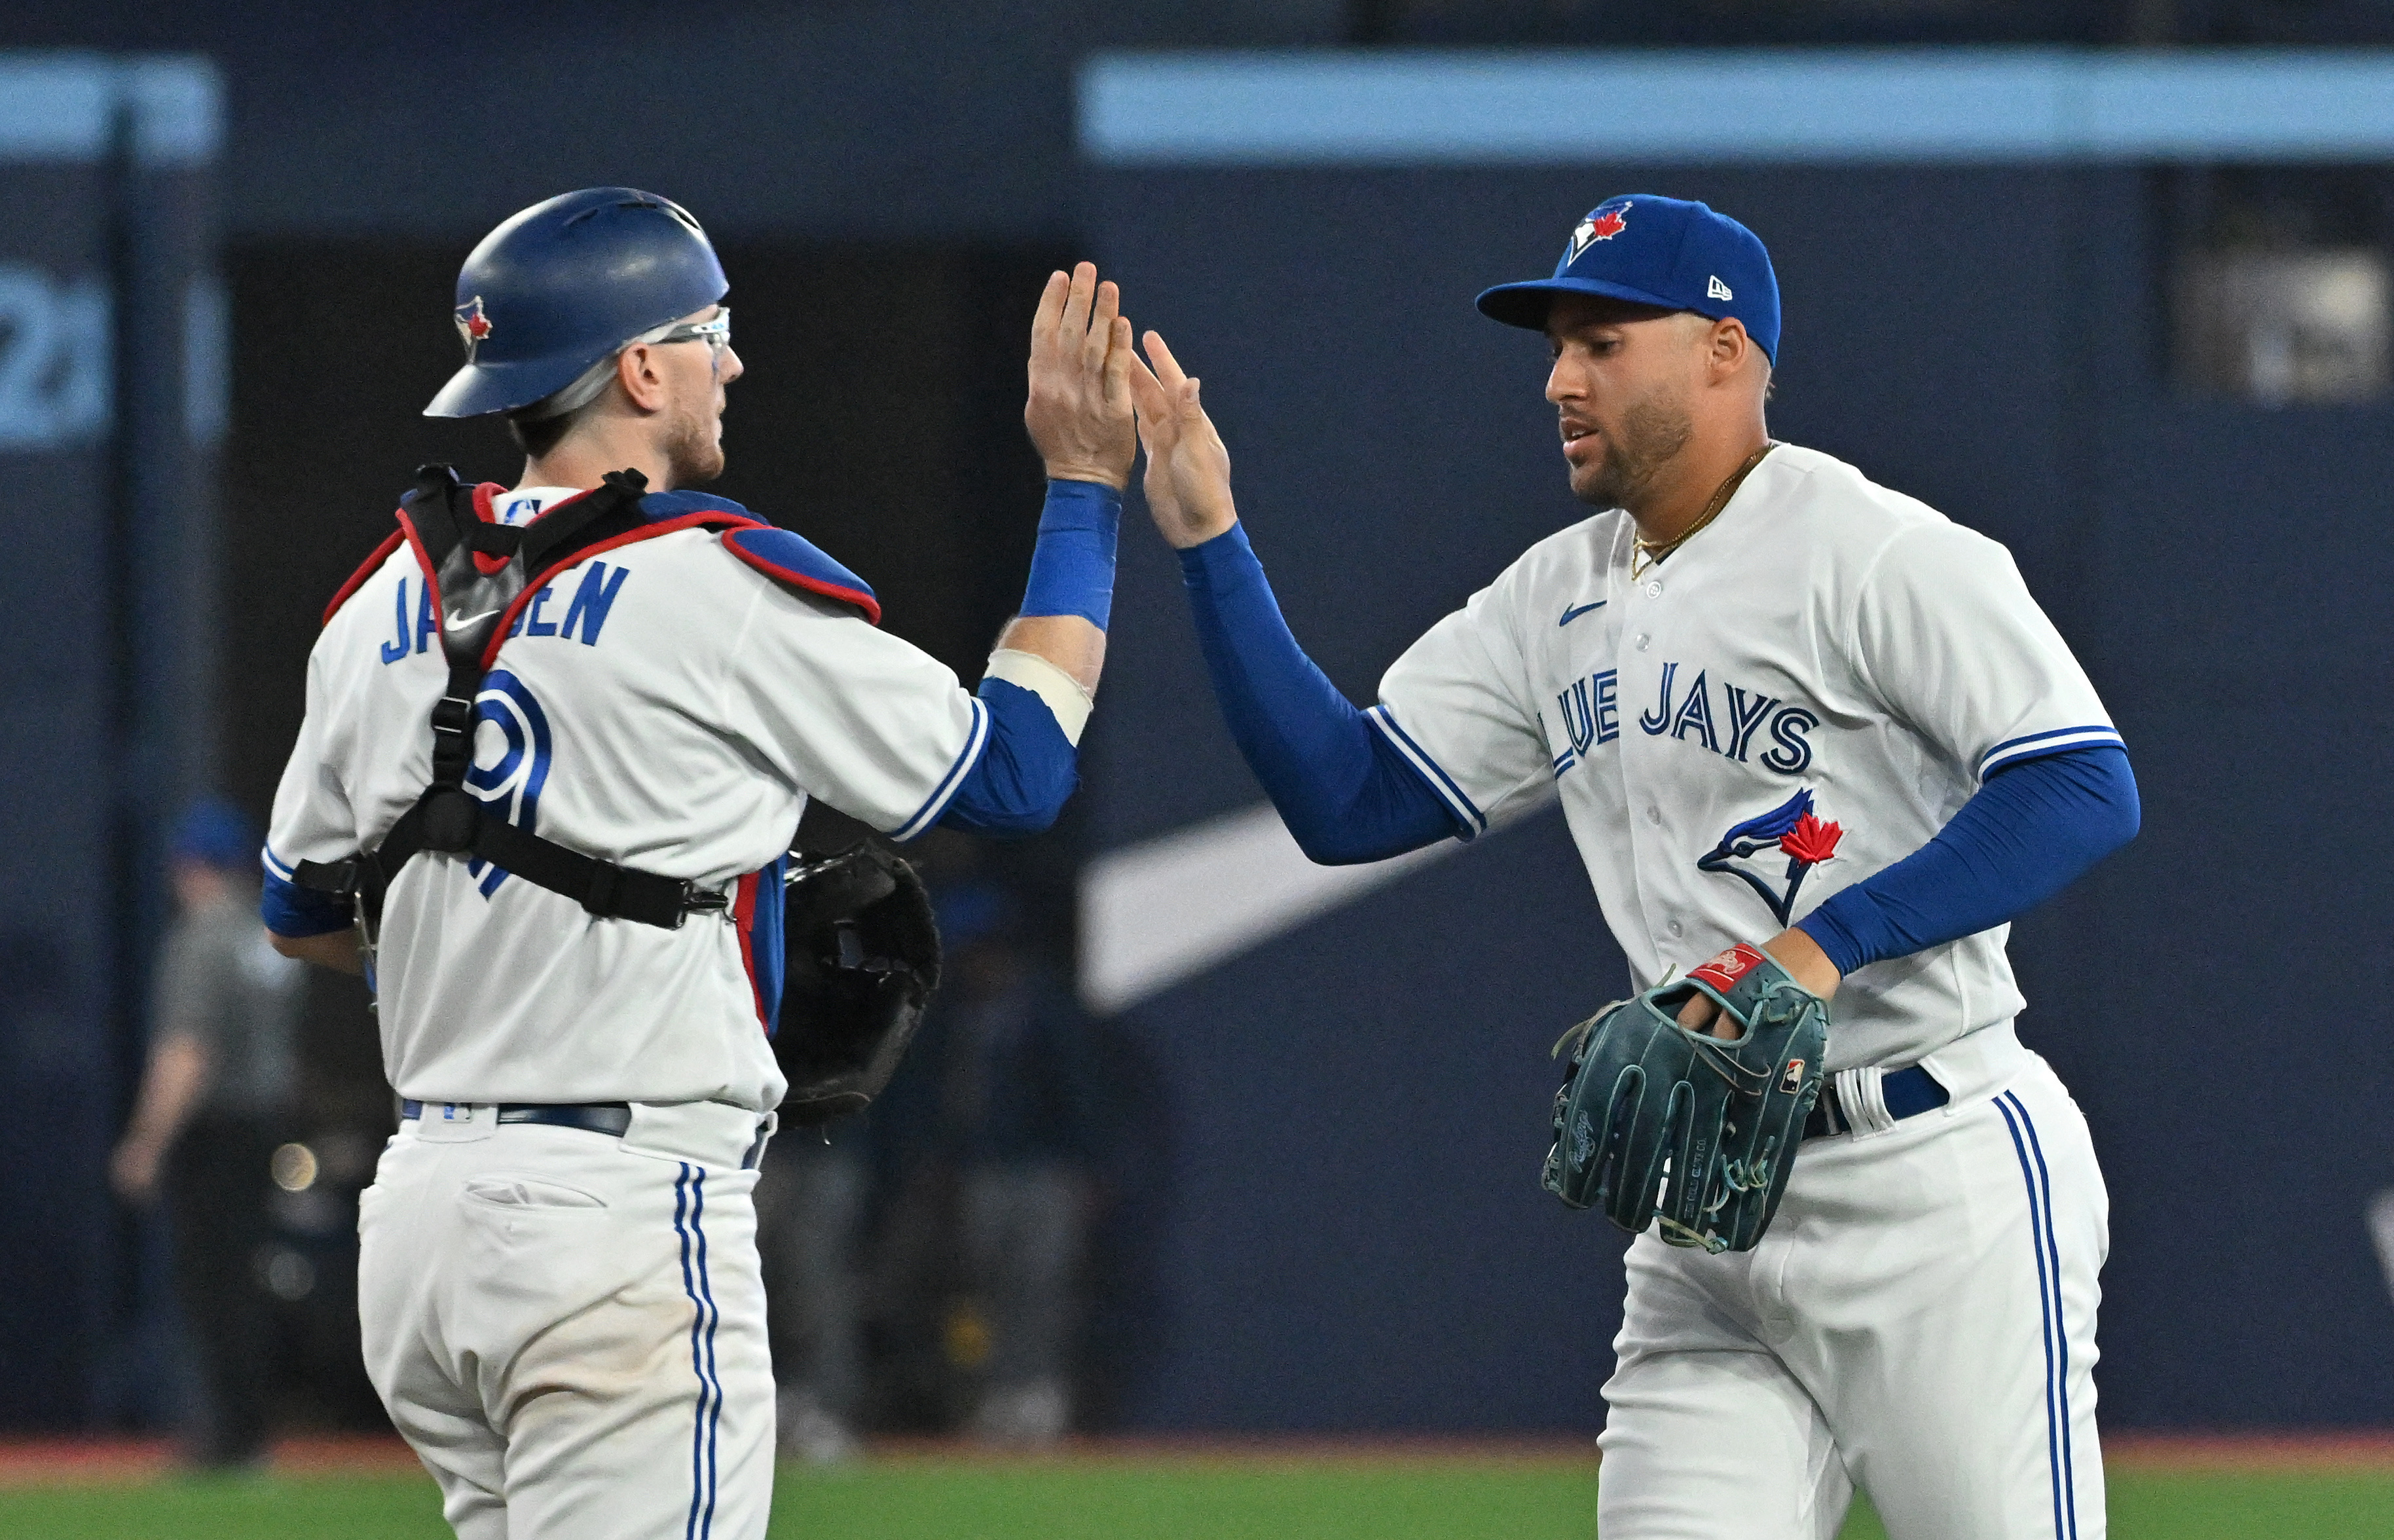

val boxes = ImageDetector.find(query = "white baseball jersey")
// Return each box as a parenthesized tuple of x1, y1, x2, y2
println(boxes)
(265, 487, 995, 1112)
(1372, 442, 2120, 1072)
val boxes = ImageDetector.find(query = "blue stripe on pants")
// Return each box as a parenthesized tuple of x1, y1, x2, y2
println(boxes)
(674, 1164, 722, 1540)
(1995, 1091, 2078, 1540)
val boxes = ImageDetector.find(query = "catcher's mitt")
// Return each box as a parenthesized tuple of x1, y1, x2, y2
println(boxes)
(1541, 942, 1828, 1254)
(776, 843, 941, 1126)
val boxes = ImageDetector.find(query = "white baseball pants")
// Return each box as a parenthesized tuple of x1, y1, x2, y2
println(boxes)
(1596, 1025, 2108, 1540)
(358, 1101, 776, 1540)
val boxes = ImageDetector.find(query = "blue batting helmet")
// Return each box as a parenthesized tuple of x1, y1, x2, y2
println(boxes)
(424, 187, 728, 418)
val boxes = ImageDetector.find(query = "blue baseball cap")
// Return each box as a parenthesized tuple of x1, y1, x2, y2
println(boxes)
(170, 796, 257, 871)
(1476, 194, 1780, 363)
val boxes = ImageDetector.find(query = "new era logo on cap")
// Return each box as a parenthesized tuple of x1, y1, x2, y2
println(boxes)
(1708, 275, 1733, 301)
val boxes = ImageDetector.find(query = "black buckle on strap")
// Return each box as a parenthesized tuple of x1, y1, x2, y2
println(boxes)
(676, 881, 729, 925)
(418, 788, 481, 853)
(581, 862, 621, 917)
(293, 858, 358, 894)
(464, 522, 525, 557)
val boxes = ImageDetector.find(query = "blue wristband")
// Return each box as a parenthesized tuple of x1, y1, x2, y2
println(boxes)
(1021, 478, 1122, 631)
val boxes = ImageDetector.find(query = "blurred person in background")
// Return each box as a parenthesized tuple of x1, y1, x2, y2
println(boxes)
(111, 797, 307, 1469)
(876, 867, 1099, 1446)
(756, 1121, 870, 1462)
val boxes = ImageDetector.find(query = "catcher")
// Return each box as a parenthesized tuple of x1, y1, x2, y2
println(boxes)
(1128, 194, 2139, 1537)
(259, 189, 1136, 1540)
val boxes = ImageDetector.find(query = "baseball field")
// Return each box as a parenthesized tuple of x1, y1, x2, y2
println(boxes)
(1, 1436, 2388, 1538)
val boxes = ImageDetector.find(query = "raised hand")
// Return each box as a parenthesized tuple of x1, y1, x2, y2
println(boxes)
(1024, 263, 1136, 490)
(1126, 329, 1238, 549)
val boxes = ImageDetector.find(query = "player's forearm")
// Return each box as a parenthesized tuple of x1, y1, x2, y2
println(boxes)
(936, 480, 1119, 837)
(998, 479, 1120, 695)
(1179, 522, 1460, 864)
(1796, 744, 2139, 976)
(269, 926, 366, 974)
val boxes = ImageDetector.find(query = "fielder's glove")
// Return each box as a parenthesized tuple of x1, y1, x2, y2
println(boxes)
(1543, 942, 1828, 1254)
(776, 843, 941, 1126)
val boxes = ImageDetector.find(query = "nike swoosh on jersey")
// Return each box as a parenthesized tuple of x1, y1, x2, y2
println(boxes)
(445, 608, 501, 629)
(1558, 600, 1608, 626)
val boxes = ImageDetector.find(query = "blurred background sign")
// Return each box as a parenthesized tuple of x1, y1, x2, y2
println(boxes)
(0, 52, 222, 1429)
(2178, 248, 2389, 404)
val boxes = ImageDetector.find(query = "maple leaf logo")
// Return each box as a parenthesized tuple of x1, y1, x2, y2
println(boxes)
(454, 295, 493, 357)
(1569, 202, 1631, 261)
(1778, 812, 1843, 868)
(1697, 790, 1851, 927)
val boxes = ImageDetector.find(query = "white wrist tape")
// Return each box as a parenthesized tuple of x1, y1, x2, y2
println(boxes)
(984, 648, 1094, 746)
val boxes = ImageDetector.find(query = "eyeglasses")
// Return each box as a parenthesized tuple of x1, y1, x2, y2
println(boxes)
(650, 308, 730, 355)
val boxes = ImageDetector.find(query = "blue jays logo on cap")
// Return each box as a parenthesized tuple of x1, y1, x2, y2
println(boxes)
(454, 295, 493, 361)
(1567, 200, 1631, 262)
(1697, 788, 1845, 925)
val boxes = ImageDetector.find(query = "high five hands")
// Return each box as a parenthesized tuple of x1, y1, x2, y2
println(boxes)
(1025, 263, 1138, 492)
(1025, 262, 1238, 547)
(1124, 331, 1238, 551)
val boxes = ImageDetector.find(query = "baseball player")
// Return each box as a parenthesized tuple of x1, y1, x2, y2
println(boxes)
(1126, 194, 2139, 1538)
(258, 188, 1138, 1539)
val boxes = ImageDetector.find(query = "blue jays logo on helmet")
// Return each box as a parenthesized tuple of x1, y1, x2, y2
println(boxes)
(1566, 199, 1632, 263)
(454, 295, 492, 361)
(1697, 788, 1845, 925)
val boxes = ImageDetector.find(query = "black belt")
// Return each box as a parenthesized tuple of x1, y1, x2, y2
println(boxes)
(1804, 1065, 1947, 1140)
(399, 1099, 633, 1137)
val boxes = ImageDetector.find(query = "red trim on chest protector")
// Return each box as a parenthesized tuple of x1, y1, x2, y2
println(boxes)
(731, 870, 767, 1030)
(322, 483, 523, 624)
(322, 529, 407, 627)
(719, 528, 882, 626)
(323, 500, 776, 644)
(473, 511, 769, 669)
(394, 507, 448, 638)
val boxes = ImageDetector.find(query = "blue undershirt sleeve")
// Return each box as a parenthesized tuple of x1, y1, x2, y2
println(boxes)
(935, 479, 1123, 837)
(1179, 522, 1464, 865)
(940, 677, 1079, 837)
(1796, 744, 2139, 977)
(1019, 479, 1120, 629)
(261, 866, 353, 938)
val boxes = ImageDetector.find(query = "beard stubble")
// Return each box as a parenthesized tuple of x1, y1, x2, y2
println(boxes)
(664, 400, 726, 487)
(1574, 388, 1693, 510)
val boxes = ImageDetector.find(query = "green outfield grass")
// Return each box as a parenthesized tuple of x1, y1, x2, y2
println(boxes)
(0, 1457, 2387, 1537)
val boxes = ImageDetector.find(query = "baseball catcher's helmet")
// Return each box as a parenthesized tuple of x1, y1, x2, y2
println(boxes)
(424, 187, 727, 418)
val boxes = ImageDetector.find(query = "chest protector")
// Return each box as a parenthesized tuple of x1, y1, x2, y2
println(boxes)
(295, 464, 758, 936)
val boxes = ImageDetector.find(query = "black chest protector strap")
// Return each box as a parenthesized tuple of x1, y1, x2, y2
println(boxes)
(293, 465, 730, 934)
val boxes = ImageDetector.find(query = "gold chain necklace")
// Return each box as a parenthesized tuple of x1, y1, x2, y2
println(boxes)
(1630, 440, 1777, 579)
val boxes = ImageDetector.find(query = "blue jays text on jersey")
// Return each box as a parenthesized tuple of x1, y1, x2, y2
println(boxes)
(1546, 661, 1818, 780)
(1634, 661, 1817, 775)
